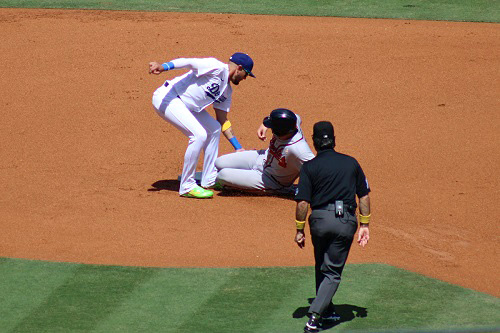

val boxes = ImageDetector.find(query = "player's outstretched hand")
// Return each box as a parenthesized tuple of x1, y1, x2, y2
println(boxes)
(357, 226, 370, 247)
(257, 124, 268, 141)
(149, 62, 164, 75)
(295, 230, 305, 249)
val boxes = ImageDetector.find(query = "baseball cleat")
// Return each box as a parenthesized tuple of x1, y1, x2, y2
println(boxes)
(181, 186, 214, 199)
(322, 311, 340, 321)
(304, 313, 321, 333)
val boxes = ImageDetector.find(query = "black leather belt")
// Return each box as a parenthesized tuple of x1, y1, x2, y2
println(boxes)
(314, 203, 356, 215)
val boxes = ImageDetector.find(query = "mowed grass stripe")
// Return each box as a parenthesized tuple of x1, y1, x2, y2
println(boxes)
(0, 259, 78, 332)
(430, 281, 500, 329)
(335, 264, 500, 331)
(92, 268, 233, 332)
(0, 259, 499, 332)
(254, 267, 318, 333)
(178, 267, 312, 333)
(11, 264, 156, 332)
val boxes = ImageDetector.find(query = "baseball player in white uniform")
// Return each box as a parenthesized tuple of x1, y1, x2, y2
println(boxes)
(215, 109, 315, 195)
(149, 53, 255, 199)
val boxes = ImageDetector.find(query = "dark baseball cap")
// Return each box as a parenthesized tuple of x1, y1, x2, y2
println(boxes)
(230, 52, 255, 78)
(313, 121, 335, 140)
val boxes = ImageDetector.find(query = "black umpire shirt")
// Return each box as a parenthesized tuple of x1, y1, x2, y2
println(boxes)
(295, 149, 370, 210)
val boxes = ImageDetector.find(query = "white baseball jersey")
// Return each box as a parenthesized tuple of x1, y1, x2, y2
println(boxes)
(262, 115, 315, 186)
(167, 57, 233, 113)
(215, 115, 315, 192)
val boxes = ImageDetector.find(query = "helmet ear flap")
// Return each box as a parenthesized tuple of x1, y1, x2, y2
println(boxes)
(263, 116, 272, 128)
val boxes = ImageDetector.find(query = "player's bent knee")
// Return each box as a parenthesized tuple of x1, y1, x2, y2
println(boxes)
(191, 130, 208, 143)
(215, 158, 222, 171)
(214, 153, 234, 170)
(216, 169, 231, 185)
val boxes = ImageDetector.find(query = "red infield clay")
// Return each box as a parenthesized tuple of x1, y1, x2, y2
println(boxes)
(0, 9, 498, 296)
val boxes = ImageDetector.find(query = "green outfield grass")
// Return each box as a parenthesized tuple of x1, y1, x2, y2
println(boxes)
(1, 258, 498, 332)
(0, 0, 499, 22)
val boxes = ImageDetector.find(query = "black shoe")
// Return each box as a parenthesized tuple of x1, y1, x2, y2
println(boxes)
(323, 303, 340, 322)
(304, 313, 321, 332)
(322, 311, 340, 322)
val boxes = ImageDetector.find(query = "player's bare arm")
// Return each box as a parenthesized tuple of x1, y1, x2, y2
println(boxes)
(214, 108, 244, 151)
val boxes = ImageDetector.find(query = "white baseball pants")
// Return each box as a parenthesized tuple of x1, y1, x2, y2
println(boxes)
(152, 84, 221, 195)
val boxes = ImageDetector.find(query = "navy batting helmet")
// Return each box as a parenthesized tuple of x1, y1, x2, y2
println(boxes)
(263, 108, 297, 136)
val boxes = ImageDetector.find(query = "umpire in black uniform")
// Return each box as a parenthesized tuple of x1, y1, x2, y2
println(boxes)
(294, 121, 371, 333)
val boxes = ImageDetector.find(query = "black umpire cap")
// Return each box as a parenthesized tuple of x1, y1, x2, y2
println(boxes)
(313, 121, 335, 140)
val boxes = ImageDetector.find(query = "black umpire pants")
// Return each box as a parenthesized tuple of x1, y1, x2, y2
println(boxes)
(308, 209, 358, 315)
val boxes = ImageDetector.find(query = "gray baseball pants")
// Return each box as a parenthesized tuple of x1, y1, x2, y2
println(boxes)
(308, 209, 358, 316)
(215, 150, 284, 191)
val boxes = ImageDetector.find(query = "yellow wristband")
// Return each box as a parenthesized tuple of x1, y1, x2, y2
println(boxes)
(221, 120, 232, 132)
(295, 220, 306, 230)
(359, 213, 371, 225)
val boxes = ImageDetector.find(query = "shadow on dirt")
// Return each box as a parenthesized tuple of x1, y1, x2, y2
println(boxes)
(216, 188, 295, 200)
(148, 179, 179, 192)
(148, 179, 295, 201)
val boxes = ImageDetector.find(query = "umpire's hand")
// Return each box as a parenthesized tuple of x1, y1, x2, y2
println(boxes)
(357, 226, 370, 247)
(295, 230, 305, 249)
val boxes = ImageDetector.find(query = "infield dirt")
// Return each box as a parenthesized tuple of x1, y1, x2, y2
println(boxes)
(0, 9, 499, 296)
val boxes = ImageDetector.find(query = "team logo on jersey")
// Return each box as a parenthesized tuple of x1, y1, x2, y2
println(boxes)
(265, 137, 287, 168)
(205, 82, 221, 99)
(215, 95, 227, 103)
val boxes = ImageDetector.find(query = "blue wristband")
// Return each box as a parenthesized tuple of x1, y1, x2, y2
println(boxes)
(229, 137, 242, 150)
(162, 62, 175, 71)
